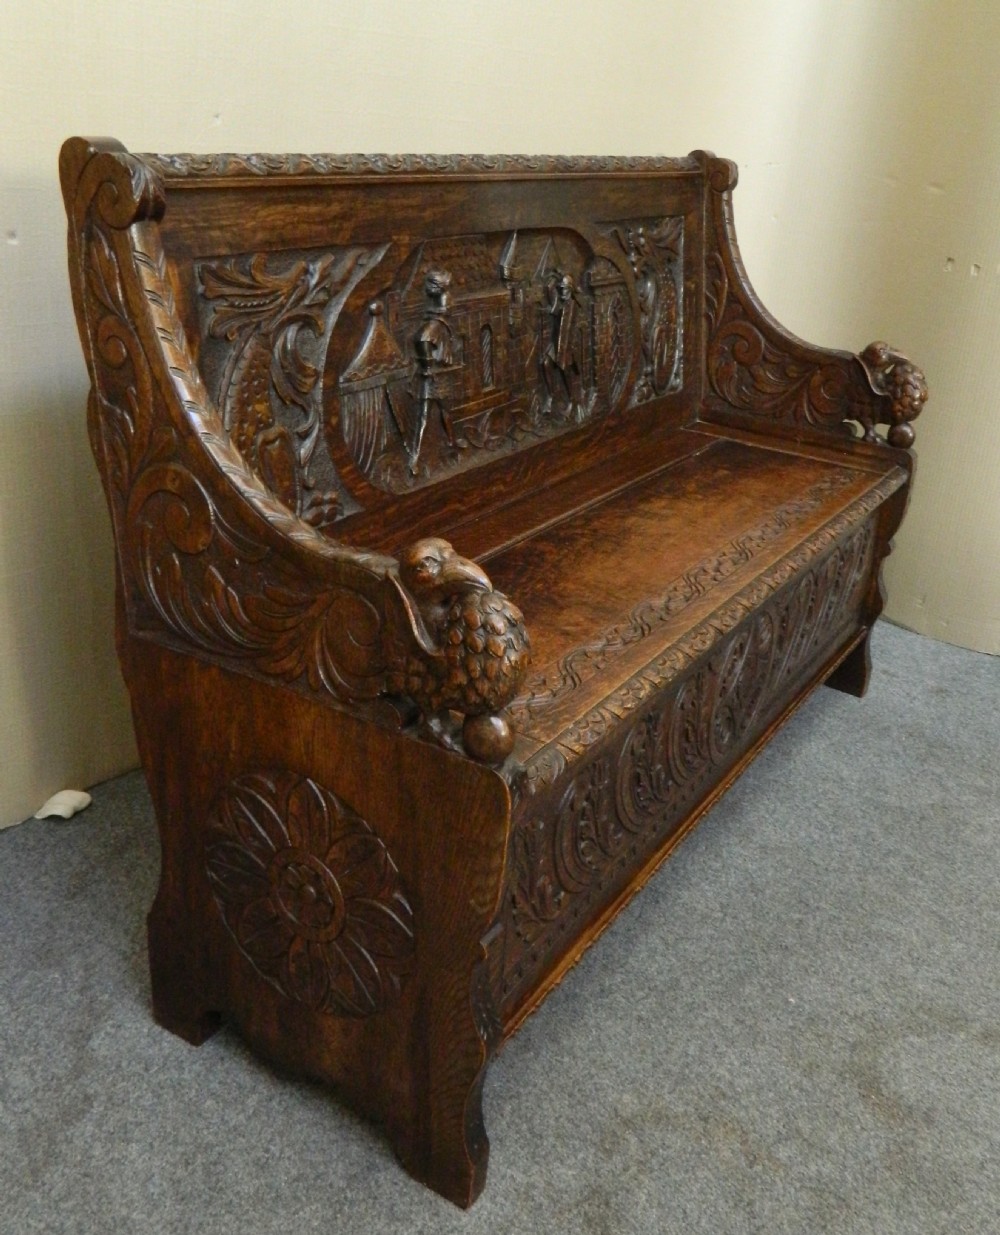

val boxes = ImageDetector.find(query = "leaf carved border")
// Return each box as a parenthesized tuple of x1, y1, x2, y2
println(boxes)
(701, 167, 926, 447)
(500, 518, 875, 1010)
(704, 244, 863, 436)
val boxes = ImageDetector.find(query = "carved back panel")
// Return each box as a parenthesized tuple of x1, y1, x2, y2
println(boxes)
(150, 156, 707, 548)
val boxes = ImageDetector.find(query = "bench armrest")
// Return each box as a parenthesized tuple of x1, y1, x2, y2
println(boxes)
(696, 152, 927, 452)
(61, 138, 529, 762)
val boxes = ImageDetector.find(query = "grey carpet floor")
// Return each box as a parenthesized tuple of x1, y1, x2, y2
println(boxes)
(1, 622, 997, 1235)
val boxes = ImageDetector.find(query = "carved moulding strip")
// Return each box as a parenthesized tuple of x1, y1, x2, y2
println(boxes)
(204, 770, 415, 1016)
(501, 519, 875, 1004)
(509, 467, 905, 750)
(143, 153, 701, 180)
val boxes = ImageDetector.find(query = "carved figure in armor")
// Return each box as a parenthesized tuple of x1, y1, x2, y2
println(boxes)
(412, 270, 460, 474)
(627, 228, 655, 334)
(542, 272, 585, 419)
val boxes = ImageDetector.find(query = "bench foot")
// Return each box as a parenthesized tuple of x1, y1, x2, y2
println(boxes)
(825, 630, 872, 699)
(147, 902, 222, 1046)
(393, 1072, 490, 1208)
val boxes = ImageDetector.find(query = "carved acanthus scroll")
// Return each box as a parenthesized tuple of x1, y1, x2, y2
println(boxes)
(703, 157, 926, 448)
(70, 146, 537, 760)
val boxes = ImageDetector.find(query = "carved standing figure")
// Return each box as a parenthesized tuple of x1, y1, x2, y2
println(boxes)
(412, 270, 460, 473)
(542, 272, 585, 419)
(392, 538, 530, 763)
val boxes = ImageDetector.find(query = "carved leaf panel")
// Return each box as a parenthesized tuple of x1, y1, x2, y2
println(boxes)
(81, 212, 392, 705)
(499, 520, 875, 1010)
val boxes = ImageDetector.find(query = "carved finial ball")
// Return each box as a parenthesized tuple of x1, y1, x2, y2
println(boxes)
(463, 712, 515, 764)
(888, 423, 916, 449)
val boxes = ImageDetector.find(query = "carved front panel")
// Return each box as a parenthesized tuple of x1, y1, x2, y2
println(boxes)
(498, 519, 875, 1016)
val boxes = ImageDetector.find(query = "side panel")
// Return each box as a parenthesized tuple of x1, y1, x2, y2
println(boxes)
(128, 642, 509, 1207)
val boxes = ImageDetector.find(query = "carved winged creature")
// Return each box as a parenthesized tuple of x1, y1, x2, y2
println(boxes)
(392, 538, 530, 762)
(858, 341, 928, 448)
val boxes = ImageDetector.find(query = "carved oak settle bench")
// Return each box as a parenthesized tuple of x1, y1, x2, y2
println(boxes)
(61, 137, 926, 1206)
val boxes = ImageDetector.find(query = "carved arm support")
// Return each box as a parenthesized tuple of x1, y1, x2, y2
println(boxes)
(60, 138, 529, 763)
(697, 153, 927, 450)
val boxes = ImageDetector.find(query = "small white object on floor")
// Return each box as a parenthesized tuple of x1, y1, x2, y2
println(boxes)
(34, 790, 93, 820)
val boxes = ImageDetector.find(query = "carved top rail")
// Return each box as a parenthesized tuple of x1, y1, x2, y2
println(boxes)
(141, 152, 703, 182)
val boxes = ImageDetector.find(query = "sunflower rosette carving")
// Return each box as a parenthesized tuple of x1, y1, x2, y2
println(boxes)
(205, 771, 415, 1016)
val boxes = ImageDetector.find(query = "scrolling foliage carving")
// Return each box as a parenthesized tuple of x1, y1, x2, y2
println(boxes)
(81, 187, 391, 704)
(502, 521, 874, 1005)
(703, 176, 926, 447)
(197, 247, 387, 528)
(705, 251, 860, 436)
(205, 770, 415, 1016)
(607, 216, 684, 403)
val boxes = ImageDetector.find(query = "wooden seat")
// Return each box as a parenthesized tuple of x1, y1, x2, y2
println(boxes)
(60, 136, 925, 1207)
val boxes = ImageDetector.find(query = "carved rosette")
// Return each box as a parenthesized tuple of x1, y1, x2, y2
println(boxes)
(205, 771, 415, 1016)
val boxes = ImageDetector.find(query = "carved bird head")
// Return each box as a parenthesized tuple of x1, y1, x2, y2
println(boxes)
(399, 538, 492, 605)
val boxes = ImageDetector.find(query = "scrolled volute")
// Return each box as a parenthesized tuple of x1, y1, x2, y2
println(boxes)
(71, 143, 167, 229)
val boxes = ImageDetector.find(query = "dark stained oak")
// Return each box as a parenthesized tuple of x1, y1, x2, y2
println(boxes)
(60, 136, 925, 1207)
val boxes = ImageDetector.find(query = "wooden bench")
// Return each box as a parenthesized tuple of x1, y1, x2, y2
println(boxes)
(60, 137, 926, 1206)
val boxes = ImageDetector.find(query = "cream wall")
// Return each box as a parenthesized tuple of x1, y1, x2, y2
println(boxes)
(1, 0, 996, 826)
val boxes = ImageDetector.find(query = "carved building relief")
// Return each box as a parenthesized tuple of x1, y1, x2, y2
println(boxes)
(191, 218, 684, 508)
(329, 220, 685, 494)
